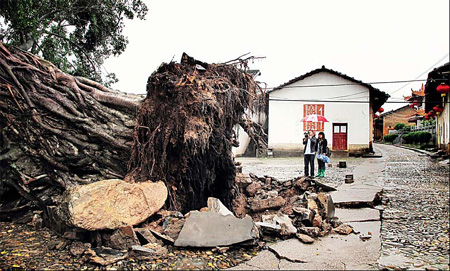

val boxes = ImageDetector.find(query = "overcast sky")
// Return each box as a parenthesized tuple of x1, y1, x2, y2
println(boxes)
(104, 0, 449, 112)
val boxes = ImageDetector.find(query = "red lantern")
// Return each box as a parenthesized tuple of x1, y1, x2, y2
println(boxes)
(424, 115, 430, 120)
(437, 83, 450, 96)
(378, 107, 384, 113)
(433, 106, 444, 113)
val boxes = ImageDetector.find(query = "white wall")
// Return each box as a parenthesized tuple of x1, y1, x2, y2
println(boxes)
(232, 111, 267, 156)
(437, 94, 449, 149)
(268, 71, 370, 151)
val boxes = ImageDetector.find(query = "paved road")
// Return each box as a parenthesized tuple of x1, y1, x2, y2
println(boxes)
(233, 143, 449, 270)
(376, 144, 449, 270)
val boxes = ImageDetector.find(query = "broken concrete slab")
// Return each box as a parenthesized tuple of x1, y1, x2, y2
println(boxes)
(330, 184, 382, 207)
(149, 229, 175, 245)
(174, 211, 257, 247)
(58, 179, 167, 230)
(335, 208, 380, 223)
(207, 197, 234, 216)
(257, 214, 297, 236)
(317, 193, 335, 219)
(228, 250, 280, 270)
(250, 196, 286, 212)
(134, 228, 162, 245)
(267, 221, 381, 270)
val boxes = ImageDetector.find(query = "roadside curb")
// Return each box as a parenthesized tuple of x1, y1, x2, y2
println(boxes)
(393, 145, 434, 156)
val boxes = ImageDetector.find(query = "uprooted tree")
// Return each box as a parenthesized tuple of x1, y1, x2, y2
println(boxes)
(127, 53, 266, 212)
(0, 43, 267, 218)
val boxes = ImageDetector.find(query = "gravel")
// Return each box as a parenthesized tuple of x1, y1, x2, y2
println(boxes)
(377, 144, 449, 270)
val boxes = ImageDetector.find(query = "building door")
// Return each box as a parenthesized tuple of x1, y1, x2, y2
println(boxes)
(333, 123, 347, 150)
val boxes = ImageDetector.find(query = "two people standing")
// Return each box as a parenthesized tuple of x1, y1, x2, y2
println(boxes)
(302, 130, 328, 178)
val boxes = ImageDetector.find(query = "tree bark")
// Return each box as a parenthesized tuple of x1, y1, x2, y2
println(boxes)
(0, 45, 266, 219)
(126, 53, 266, 213)
(0, 42, 143, 215)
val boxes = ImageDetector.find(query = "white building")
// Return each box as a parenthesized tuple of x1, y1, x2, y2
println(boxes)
(425, 62, 449, 153)
(267, 66, 389, 156)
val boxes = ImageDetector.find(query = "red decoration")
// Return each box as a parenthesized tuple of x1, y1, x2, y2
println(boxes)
(433, 106, 444, 113)
(437, 84, 450, 94)
(409, 104, 414, 108)
(424, 115, 430, 120)
(413, 102, 419, 106)
(378, 107, 384, 113)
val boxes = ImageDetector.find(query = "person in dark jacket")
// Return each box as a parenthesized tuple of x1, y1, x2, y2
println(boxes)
(302, 130, 317, 177)
(316, 131, 328, 178)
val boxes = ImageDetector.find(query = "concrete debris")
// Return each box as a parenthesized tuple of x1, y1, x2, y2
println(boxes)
(174, 211, 257, 247)
(235, 173, 253, 188)
(246, 182, 262, 197)
(359, 233, 372, 241)
(250, 196, 286, 212)
(69, 241, 92, 257)
(333, 223, 354, 235)
(296, 233, 315, 244)
(292, 207, 314, 226)
(257, 214, 297, 236)
(57, 179, 167, 230)
(108, 226, 140, 250)
(207, 197, 234, 216)
(134, 228, 163, 245)
(317, 192, 336, 219)
(149, 229, 175, 245)
(90, 246, 128, 266)
(161, 216, 185, 240)
(298, 227, 320, 238)
(312, 214, 323, 228)
(129, 244, 168, 260)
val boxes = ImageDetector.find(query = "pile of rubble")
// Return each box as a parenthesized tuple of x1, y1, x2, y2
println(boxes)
(33, 171, 355, 266)
(232, 172, 354, 242)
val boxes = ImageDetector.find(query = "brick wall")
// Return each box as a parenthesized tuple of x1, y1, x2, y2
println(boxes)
(382, 107, 416, 136)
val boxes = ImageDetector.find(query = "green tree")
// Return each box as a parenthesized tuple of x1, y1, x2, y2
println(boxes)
(394, 123, 406, 130)
(0, 0, 148, 86)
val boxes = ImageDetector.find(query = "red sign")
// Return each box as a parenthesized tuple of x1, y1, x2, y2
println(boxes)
(303, 104, 324, 131)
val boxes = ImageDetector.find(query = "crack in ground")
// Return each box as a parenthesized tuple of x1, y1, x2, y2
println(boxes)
(267, 246, 307, 264)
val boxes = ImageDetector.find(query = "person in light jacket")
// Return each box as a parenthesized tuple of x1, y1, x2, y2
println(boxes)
(316, 131, 328, 178)
(302, 130, 317, 177)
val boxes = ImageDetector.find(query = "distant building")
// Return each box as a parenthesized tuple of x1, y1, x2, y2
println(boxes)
(374, 105, 417, 139)
(267, 66, 389, 155)
(424, 62, 449, 153)
(404, 84, 427, 126)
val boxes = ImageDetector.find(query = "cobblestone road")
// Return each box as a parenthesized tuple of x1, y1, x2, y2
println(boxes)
(376, 144, 449, 270)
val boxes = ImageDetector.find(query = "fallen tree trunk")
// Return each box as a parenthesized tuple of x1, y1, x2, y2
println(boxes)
(0, 42, 143, 217)
(0, 44, 266, 220)
(127, 53, 266, 213)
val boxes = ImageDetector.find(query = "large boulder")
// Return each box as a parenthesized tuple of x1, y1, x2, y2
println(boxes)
(58, 179, 167, 230)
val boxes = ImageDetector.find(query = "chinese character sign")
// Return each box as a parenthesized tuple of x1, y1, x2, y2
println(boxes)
(303, 104, 324, 131)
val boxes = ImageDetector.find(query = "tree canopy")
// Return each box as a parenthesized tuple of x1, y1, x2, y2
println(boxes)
(0, 0, 148, 85)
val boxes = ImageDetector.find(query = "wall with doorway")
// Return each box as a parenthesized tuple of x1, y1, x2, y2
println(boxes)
(268, 71, 371, 154)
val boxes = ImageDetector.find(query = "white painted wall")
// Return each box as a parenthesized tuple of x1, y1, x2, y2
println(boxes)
(437, 94, 449, 149)
(232, 111, 267, 156)
(268, 71, 371, 151)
